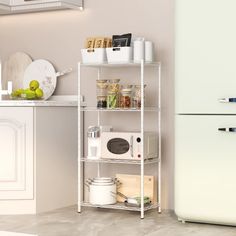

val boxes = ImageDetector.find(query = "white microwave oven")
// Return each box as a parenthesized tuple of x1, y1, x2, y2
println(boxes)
(101, 132, 158, 160)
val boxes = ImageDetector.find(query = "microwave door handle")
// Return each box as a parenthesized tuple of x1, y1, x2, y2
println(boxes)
(130, 136, 133, 158)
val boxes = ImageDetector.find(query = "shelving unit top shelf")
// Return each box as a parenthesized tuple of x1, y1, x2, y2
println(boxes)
(80, 61, 161, 68)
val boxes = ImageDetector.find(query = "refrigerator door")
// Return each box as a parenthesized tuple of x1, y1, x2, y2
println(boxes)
(175, 115, 236, 225)
(176, 0, 236, 114)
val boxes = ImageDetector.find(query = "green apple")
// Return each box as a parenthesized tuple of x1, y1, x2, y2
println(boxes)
(22, 89, 36, 99)
(35, 88, 44, 99)
(11, 88, 25, 98)
(29, 80, 39, 91)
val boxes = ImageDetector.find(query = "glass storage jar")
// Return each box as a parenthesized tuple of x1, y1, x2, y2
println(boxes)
(107, 91, 119, 109)
(97, 96, 107, 109)
(120, 88, 132, 108)
(96, 79, 108, 97)
(132, 85, 146, 109)
(108, 79, 120, 93)
(107, 79, 120, 109)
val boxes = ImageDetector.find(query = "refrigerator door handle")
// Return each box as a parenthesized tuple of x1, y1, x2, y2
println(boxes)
(218, 128, 236, 132)
(219, 98, 236, 103)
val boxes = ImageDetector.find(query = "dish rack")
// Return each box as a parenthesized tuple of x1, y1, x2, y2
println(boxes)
(77, 60, 162, 219)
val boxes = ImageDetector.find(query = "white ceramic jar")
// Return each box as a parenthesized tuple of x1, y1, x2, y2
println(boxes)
(133, 40, 145, 62)
(145, 41, 154, 62)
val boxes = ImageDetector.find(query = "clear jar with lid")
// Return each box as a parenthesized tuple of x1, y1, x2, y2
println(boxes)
(108, 79, 120, 93)
(96, 80, 108, 97)
(97, 96, 107, 109)
(132, 84, 147, 109)
(120, 88, 132, 108)
(107, 79, 120, 109)
(107, 91, 119, 109)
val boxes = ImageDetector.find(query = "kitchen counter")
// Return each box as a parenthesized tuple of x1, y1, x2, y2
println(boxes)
(0, 95, 78, 107)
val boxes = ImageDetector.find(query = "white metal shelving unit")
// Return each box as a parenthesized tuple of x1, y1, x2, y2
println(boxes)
(77, 60, 161, 219)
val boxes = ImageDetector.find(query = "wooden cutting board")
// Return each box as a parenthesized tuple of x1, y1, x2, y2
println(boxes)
(116, 174, 157, 203)
(2, 52, 33, 90)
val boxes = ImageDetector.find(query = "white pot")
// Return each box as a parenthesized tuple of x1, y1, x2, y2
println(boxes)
(87, 178, 117, 205)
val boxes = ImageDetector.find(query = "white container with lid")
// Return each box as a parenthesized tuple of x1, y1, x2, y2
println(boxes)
(145, 41, 154, 62)
(133, 40, 145, 62)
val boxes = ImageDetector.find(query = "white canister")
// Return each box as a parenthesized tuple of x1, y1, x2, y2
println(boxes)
(145, 41, 154, 62)
(133, 40, 145, 62)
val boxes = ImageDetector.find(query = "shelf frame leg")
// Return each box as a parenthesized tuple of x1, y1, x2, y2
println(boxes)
(158, 63, 162, 214)
(140, 59, 145, 219)
(78, 62, 81, 213)
(97, 68, 101, 178)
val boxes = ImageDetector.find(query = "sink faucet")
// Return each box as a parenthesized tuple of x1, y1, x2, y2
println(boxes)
(0, 60, 13, 100)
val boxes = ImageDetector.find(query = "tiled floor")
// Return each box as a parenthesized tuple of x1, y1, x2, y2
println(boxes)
(0, 206, 235, 236)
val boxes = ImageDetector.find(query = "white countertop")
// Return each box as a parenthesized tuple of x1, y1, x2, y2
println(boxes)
(0, 95, 78, 107)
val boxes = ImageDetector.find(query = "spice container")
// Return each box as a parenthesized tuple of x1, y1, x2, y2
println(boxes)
(120, 88, 132, 108)
(97, 96, 107, 109)
(132, 85, 147, 109)
(107, 79, 120, 109)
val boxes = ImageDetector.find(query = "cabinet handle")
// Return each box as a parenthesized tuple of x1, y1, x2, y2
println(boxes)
(219, 98, 236, 103)
(130, 136, 133, 158)
(218, 128, 236, 132)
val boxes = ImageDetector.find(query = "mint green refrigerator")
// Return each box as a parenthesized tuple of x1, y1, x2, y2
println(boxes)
(175, 0, 236, 225)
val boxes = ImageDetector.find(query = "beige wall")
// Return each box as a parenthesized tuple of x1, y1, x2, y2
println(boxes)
(0, 0, 175, 209)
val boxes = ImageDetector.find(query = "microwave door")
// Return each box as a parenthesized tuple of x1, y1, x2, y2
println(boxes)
(101, 133, 132, 159)
(106, 137, 130, 159)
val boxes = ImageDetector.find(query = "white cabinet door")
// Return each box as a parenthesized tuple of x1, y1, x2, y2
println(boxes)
(175, 115, 236, 225)
(0, 107, 33, 199)
(176, 0, 236, 114)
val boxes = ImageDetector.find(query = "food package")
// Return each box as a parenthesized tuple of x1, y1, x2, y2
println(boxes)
(85, 38, 95, 49)
(94, 38, 106, 48)
(112, 33, 132, 47)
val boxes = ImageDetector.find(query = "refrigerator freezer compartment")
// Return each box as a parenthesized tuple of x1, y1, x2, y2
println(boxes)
(175, 0, 236, 115)
(175, 115, 236, 225)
